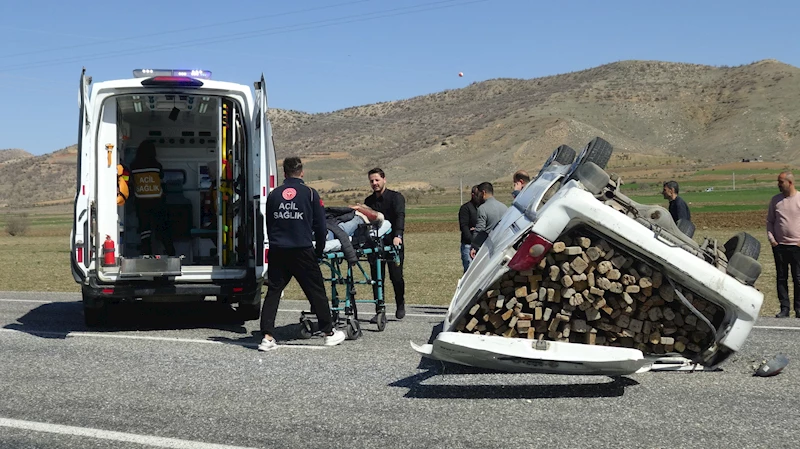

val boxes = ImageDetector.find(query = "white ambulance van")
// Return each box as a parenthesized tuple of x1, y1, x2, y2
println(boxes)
(71, 68, 279, 326)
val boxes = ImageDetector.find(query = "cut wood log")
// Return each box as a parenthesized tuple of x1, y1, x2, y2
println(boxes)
(466, 317, 478, 331)
(564, 246, 583, 256)
(552, 241, 566, 253)
(607, 269, 622, 281)
(585, 308, 601, 321)
(586, 247, 601, 261)
(469, 303, 480, 316)
(571, 257, 589, 274)
(597, 261, 613, 274)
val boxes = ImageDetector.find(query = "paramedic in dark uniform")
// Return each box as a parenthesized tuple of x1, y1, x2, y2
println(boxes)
(130, 140, 175, 256)
(365, 167, 407, 319)
(258, 157, 345, 351)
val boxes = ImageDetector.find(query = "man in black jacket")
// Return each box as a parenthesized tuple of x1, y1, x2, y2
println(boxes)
(365, 167, 407, 319)
(258, 157, 345, 351)
(662, 180, 691, 224)
(458, 185, 479, 272)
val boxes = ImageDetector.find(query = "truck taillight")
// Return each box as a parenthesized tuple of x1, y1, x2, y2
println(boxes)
(76, 247, 84, 263)
(508, 232, 553, 272)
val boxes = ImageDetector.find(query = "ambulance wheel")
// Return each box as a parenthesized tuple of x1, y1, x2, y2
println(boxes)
(233, 286, 262, 321)
(82, 287, 107, 328)
(375, 311, 387, 332)
(299, 318, 314, 339)
(346, 317, 362, 340)
(83, 306, 106, 327)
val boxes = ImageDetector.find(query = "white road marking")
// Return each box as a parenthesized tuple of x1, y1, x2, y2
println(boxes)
(0, 298, 52, 303)
(0, 328, 324, 350)
(0, 417, 259, 449)
(753, 325, 800, 330)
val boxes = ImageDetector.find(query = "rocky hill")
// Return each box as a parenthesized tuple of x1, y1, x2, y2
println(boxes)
(2, 59, 798, 205)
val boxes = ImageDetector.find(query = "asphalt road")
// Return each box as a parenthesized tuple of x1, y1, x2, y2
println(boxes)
(1, 291, 799, 449)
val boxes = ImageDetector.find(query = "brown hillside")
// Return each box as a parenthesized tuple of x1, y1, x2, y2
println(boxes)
(3, 59, 800, 205)
(0, 148, 33, 165)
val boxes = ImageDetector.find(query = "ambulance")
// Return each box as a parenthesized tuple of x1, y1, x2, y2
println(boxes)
(71, 68, 278, 326)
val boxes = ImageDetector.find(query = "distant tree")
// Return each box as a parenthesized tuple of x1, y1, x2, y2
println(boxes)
(6, 213, 29, 236)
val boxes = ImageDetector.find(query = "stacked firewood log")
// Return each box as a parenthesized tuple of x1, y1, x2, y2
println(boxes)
(456, 230, 722, 358)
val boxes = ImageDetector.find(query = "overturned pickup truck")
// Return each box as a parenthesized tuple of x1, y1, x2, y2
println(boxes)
(414, 138, 764, 375)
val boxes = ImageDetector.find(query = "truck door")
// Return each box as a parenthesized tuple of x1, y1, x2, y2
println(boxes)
(252, 75, 277, 278)
(71, 68, 94, 282)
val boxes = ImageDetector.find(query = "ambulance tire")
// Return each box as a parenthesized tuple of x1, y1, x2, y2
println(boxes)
(82, 288, 107, 328)
(236, 287, 263, 322)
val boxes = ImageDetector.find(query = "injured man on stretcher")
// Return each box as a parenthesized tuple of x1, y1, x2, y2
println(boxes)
(321, 204, 392, 263)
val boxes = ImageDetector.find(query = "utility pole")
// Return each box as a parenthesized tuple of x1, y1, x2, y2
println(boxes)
(460, 178, 463, 205)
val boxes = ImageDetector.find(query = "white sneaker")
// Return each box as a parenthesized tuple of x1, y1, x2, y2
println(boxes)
(258, 336, 278, 352)
(323, 329, 346, 346)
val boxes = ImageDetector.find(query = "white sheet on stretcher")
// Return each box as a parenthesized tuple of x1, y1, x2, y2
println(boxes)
(323, 221, 392, 253)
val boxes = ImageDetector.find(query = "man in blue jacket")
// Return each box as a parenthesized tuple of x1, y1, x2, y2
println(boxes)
(258, 157, 345, 351)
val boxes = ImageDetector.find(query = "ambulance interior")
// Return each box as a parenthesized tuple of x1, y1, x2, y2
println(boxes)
(110, 93, 252, 268)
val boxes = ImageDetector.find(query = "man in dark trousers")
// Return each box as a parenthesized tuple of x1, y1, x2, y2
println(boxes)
(258, 157, 345, 351)
(130, 140, 175, 256)
(662, 180, 691, 224)
(365, 167, 407, 319)
(458, 185, 480, 272)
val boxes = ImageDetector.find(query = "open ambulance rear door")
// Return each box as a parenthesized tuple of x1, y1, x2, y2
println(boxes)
(71, 68, 94, 282)
(252, 75, 277, 279)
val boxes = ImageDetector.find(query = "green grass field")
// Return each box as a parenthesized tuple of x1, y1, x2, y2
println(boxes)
(0, 182, 788, 317)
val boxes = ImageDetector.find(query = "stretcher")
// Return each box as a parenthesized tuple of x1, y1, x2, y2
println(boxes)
(299, 221, 400, 340)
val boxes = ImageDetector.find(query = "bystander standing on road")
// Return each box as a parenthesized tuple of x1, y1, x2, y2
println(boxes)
(767, 171, 800, 318)
(365, 168, 407, 319)
(458, 185, 480, 272)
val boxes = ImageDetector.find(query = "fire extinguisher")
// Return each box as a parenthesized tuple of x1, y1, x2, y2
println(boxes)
(102, 235, 116, 267)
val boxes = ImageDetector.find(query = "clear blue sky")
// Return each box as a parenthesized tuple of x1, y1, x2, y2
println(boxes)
(1, 0, 798, 155)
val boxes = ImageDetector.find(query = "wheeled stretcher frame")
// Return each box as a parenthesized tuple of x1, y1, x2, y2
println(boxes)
(299, 226, 400, 341)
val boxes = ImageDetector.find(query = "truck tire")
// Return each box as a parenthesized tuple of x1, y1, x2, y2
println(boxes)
(537, 145, 576, 179)
(724, 232, 761, 261)
(553, 144, 576, 165)
(578, 137, 613, 169)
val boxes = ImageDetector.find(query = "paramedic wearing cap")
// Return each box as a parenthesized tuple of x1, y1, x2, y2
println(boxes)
(258, 157, 345, 351)
(365, 167, 407, 319)
(130, 140, 175, 256)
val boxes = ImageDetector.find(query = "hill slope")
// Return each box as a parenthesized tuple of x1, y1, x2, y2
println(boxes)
(2, 59, 799, 205)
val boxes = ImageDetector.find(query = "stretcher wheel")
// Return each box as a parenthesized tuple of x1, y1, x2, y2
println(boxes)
(375, 311, 387, 332)
(345, 317, 362, 340)
(299, 318, 314, 339)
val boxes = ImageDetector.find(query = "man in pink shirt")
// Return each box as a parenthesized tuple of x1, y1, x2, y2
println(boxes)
(767, 171, 800, 318)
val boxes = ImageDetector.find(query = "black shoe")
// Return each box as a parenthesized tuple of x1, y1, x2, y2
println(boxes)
(395, 306, 406, 320)
(776, 310, 790, 318)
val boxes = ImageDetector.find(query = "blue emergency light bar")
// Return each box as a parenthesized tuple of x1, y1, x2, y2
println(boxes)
(133, 69, 212, 79)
